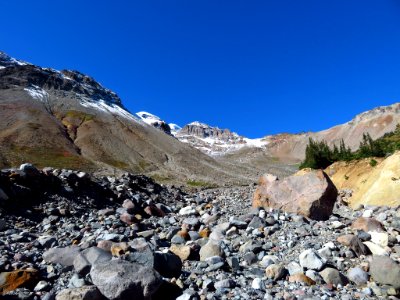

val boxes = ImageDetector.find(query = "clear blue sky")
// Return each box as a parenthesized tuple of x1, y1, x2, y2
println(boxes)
(2, 1, 400, 138)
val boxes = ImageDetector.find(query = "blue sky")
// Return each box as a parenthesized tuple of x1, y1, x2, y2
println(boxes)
(2, 1, 400, 138)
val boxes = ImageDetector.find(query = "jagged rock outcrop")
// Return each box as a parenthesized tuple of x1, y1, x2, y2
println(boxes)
(176, 122, 267, 156)
(136, 111, 172, 135)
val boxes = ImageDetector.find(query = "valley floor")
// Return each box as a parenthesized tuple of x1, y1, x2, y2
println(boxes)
(0, 165, 398, 299)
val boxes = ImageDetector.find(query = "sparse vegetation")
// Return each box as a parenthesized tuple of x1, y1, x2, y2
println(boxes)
(104, 159, 129, 169)
(186, 179, 217, 188)
(64, 110, 95, 122)
(6, 145, 94, 170)
(369, 159, 378, 167)
(300, 123, 400, 169)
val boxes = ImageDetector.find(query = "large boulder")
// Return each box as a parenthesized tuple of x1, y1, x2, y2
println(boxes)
(370, 256, 400, 289)
(253, 169, 338, 220)
(90, 260, 162, 300)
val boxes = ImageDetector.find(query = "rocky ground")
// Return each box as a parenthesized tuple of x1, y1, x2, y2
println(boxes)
(1, 164, 400, 299)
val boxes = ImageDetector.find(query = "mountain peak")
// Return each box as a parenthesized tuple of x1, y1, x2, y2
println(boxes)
(0, 51, 30, 68)
(188, 121, 212, 128)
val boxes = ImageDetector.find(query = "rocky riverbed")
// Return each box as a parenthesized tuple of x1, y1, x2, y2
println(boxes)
(1, 164, 400, 299)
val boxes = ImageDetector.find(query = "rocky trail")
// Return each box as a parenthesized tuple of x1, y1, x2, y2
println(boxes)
(0, 164, 400, 299)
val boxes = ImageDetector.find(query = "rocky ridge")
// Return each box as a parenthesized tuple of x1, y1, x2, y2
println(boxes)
(1, 164, 400, 299)
(136, 102, 400, 162)
(176, 122, 268, 156)
(135, 112, 269, 157)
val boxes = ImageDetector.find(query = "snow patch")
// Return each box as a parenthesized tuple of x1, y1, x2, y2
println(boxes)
(188, 121, 210, 127)
(24, 85, 48, 102)
(177, 134, 268, 156)
(136, 111, 162, 125)
(80, 98, 139, 122)
(169, 123, 182, 135)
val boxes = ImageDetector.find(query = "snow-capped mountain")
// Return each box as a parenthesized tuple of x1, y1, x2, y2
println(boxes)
(176, 122, 268, 156)
(135, 112, 268, 156)
(0, 51, 257, 184)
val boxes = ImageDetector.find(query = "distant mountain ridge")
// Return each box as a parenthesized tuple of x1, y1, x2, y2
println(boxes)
(137, 102, 400, 161)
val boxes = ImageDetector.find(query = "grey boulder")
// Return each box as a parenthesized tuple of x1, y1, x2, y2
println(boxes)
(43, 247, 81, 266)
(370, 256, 400, 289)
(90, 259, 162, 300)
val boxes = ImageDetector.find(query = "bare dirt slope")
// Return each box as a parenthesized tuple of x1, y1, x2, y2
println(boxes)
(264, 103, 400, 162)
(325, 152, 400, 207)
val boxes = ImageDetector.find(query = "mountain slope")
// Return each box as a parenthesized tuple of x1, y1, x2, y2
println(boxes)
(0, 52, 258, 185)
(263, 103, 400, 162)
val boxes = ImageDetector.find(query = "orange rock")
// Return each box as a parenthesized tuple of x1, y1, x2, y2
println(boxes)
(0, 269, 39, 295)
(352, 217, 385, 232)
(205, 203, 213, 209)
(178, 229, 190, 240)
(199, 228, 210, 238)
(289, 273, 316, 285)
(337, 234, 355, 246)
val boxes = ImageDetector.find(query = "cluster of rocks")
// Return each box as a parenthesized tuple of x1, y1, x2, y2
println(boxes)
(1, 165, 400, 299)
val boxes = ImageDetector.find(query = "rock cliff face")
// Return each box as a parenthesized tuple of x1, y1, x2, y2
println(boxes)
(0, 52, 254, 185)
(178, 122, 240, 141)
(176, 122, 267, 156)
(136, 112, 172, 135)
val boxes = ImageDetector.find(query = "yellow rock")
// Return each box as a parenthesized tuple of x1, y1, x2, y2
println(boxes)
(170, 244, 191, 261)
(111, 242, 129, 257)
(326, 151, 400, 207)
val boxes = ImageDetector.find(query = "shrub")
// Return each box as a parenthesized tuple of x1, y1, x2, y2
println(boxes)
(369, 159, 378, 167)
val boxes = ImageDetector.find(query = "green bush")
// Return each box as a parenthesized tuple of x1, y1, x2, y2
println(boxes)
(369, 159, 378, 167)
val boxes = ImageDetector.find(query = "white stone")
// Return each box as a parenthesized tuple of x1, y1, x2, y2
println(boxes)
(299, 249, 326, 271)
(331, 221, 345, 229)
(179, 206, 196, 216)
(287, 261, 303, 275)
(363, 209, 374, 218)
(363, 241, 389, 256)
(323, 242, 337, 250)
(369, 232, 389, 247)
(34, 281, 49, 292)
(252, 278, 263, 289)
(260, 255, 279, 268)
